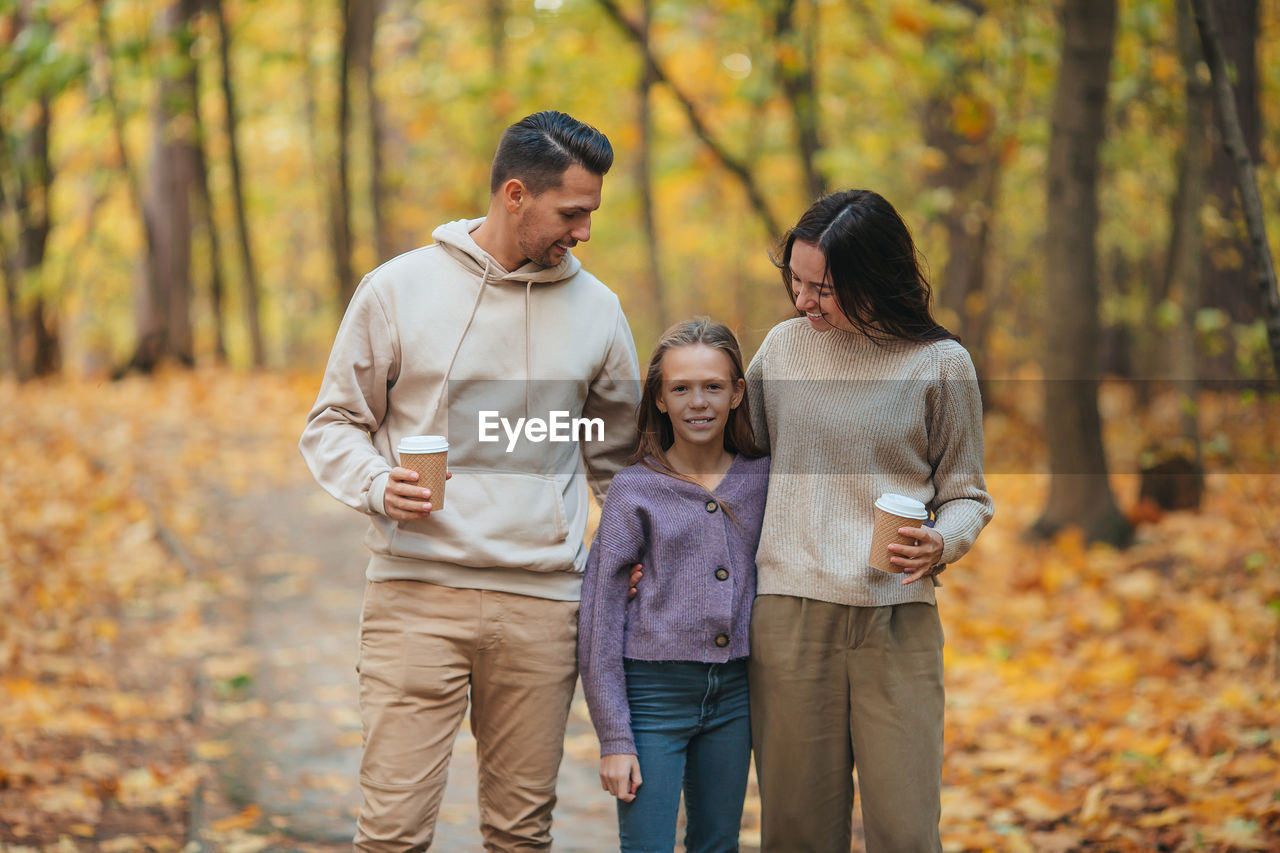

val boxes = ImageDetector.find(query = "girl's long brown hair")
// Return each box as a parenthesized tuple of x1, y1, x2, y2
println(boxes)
(631, 318, 764, 494)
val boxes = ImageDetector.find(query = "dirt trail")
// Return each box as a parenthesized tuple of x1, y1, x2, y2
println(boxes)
(200, 481, 623, 851)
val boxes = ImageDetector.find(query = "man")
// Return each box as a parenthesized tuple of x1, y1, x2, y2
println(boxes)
(300, 111, 641, 851)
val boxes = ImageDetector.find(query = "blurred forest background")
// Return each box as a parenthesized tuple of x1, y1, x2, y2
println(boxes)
(2, 0, 1276, 380)
(2, 0, 1279, 849)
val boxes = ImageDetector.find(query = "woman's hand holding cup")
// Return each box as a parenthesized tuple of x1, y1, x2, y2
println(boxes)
(889, 525, 944, 585)
(870, 492, 935, 581)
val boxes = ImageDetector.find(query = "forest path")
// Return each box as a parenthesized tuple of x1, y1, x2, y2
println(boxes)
(197, 480, 623, 851)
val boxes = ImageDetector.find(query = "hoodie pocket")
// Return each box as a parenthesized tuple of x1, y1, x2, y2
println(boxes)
(386, 468, 576, 572)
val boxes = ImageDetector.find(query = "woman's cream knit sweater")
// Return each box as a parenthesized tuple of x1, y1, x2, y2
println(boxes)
(745, 318, 994, 607)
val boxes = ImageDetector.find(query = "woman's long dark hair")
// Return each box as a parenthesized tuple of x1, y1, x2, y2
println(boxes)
(774, 189, 958, 344)
(631, 318, 763, 487)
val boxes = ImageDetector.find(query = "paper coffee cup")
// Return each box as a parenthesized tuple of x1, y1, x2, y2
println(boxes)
(396, 435, 449, 511)
(869, 493, 929, 573)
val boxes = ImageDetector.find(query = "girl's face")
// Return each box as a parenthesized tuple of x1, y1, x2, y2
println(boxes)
(789, 240, 857, 333)
(656, 344, 745, 452)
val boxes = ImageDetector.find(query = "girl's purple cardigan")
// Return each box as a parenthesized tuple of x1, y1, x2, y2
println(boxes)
(578, 454, 770, 755)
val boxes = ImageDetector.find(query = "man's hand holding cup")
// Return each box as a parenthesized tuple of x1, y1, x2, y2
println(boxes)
(385, 466, 452, 521)
(389, 435, 451, 521)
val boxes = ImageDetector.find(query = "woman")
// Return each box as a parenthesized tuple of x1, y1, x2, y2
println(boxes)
(745, 189, 993, 852)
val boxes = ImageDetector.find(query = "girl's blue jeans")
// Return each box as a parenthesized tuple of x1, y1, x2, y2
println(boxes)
(617, 658, 751, 853)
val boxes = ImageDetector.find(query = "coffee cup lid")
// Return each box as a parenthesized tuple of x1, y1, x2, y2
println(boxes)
(397, 434, 449, 454)
(875, 493, 928, 519)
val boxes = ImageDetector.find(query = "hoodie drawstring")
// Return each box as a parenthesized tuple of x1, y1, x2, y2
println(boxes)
(427, 257, 492, 433)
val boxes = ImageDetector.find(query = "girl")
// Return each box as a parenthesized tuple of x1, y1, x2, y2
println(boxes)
(745, 189, 993, 852)
(578, 318, 769, 853)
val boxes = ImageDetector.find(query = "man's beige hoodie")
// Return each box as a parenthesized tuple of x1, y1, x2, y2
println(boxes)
(300, 218, 641, 600)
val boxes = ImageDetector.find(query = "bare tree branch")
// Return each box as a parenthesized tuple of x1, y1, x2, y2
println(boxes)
(594, 0, 782, 238)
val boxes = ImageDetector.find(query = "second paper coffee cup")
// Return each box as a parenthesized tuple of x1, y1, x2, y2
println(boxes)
(397, 435, 449, 511)
(869, 493, 929, 573)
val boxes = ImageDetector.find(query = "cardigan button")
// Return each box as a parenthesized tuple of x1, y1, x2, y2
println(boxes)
(715, 567, 729, 581)
(705, 500, 718, 513)
(714, 634, 729, 647)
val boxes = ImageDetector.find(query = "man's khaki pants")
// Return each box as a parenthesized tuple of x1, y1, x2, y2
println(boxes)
(749, 595, 945, 853)
(355, 580, 580, 852)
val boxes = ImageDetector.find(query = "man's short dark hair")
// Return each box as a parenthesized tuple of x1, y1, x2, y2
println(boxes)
(489, 111, 614, 196)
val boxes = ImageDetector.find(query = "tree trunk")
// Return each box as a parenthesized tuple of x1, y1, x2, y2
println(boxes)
(331, 0, 357, 308)
(23, 101, 58, 378)
(923, 106, 997, 347)
(488, 0, 506, 117)
(366, 12, 392, 264)
(213, 0, 265, 367)
(129, 0, 201, 372)
(0, 214, 18, 377)
(1144, 0, 1210, 477)
(30, 295, 59, 376)
(922, 1, 998, 351)
(636, 0, 667, 335)
(1201, 0, 1260, 331)
(190, 62, 228, 364)
(383, 1, 418, 257)
(0, 106, 55, 380)
(350, 0, 390, 264)
(0, 20, 23, 376)
(1, 8, 59, 379)
(1031, 0, 1130, 546)
(1192, 0, 1280, 379)
(95, 0, 168, 376)
(774, 0, 826, 200)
